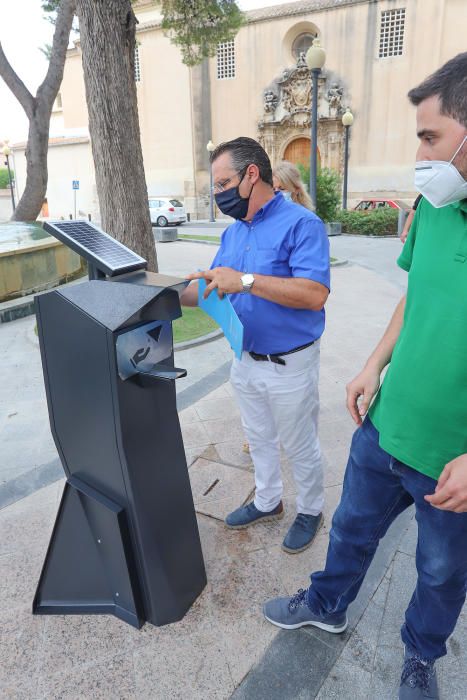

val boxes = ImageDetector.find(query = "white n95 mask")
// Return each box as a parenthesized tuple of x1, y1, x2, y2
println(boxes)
(414, 135, 467, 208)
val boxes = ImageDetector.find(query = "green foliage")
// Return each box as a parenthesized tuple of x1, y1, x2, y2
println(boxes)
(161, 0, 244, 66)
(39, 43, 53, 60)
(0, 168, 14, 190)
(41, 1, 61, 11)
(335, 208, 399, 235)
(297, 163, 341, 222)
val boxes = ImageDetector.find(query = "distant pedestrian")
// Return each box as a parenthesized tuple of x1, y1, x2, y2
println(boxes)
(273, 161, 313, 210)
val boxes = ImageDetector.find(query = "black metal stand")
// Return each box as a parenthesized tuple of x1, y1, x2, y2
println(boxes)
(33, 477, 144, 628)
(33, 273, 206, 628)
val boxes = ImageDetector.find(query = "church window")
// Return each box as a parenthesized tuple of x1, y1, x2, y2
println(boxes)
(379, 8, 405, 58)
(134, 45, 141, 82)
(292, 33, 317, 61)
(217, 40, 235, 80)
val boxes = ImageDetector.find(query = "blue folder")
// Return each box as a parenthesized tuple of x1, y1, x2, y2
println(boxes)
(197, 278, 244, 359)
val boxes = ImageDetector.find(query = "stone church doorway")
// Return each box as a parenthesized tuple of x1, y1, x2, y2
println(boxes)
(258, 55, 345, 174)
(282, 137, 322, 169)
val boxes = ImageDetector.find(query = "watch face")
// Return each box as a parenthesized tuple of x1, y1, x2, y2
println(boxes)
(243, 274, 254, 285)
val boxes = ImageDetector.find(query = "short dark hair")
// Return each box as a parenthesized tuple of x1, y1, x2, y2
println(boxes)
(210, 137, 273, 186)
(408, 52, 467, 127)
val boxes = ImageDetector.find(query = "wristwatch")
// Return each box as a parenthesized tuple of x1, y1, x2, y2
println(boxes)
(240, 273, 255, 293)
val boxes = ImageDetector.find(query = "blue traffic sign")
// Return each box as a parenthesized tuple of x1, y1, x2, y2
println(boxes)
(72, 180, 80, 190)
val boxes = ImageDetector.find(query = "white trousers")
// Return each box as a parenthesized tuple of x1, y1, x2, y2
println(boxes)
(230, 341, 324, 516)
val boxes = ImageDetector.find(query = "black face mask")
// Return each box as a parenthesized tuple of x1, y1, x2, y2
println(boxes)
(214, 169, 254, 220)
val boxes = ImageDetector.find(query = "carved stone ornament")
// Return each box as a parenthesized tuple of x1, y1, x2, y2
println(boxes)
(258, 57, 348, 175)
(263, 89, 278, 113)
(326, 82, 344, 117)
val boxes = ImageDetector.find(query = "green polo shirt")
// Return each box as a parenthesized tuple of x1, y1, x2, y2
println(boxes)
(370, 197, 467, 480)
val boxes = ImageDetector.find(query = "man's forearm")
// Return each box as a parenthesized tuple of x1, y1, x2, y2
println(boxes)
(180, 281, 199, 307)
(251, 274, 329, 311)
(365, 296, 406, 372)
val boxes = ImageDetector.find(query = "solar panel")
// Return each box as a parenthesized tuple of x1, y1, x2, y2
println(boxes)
(43, 220, 147, 277)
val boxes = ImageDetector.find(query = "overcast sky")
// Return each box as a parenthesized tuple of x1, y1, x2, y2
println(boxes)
(0, 0, 288, 143)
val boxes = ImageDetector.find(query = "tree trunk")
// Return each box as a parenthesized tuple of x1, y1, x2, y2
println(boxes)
(0, 0, 76, 222)
(76, 0, 158, 271)
(13, 108, 51, 221)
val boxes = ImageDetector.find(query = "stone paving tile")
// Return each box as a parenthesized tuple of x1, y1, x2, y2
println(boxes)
(377, 550, 417, 649)
(0, 546, 45, 612)
(195, 395, 240, 422)
(202, 441, 253, 469)
(201, 416, 247, 445)
(195, 492, 256, 521)
(197, 512, 267, 560)
(216, 604, 278, 689)
(0, 604, 44, 699)
(178, 405, 198, 425)
(367, 644, 403, 699)
(0, 488, 57, 556)
(315, 658, 373, 699)
(397, 518, 418, 556)
(231, 628, 340, 700)
(319, 415, 356, 452)
(340, 599, 385, 673)
(198, 384, 231, 400)
(37, 613, 134, 679)
(189, 457, 255, 520)
(38, 652, 137, 700)
(439, 607, 467, 699)
(180, 420, 211, 449)
(133, 627, 234, 700)
(321, 446, 348, 488)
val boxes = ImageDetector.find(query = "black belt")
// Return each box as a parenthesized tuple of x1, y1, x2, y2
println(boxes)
(249, 340, 315, 366)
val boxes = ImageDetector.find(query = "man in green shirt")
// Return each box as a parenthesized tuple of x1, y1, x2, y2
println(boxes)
(263, 53, 467, 699)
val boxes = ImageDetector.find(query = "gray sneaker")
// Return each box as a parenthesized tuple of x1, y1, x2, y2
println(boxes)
(399, 648, 439, 699)
(263, 588, 348, 632)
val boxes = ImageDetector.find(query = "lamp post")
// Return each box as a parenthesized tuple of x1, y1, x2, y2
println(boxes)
(341, 108, 354, 210)
(2, 142, 16, 213)
(306, 39, 326, 210)
(206, 140, 216, 223)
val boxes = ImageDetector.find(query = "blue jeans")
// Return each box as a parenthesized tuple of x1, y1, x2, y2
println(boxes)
(308, 417, 467, 660)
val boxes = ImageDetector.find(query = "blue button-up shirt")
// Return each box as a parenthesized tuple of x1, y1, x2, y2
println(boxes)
(210, 192, 330, 354)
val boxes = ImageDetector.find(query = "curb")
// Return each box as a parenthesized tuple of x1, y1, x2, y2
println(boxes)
(174, 328, 224, 351)
(178, 237, 220, 246)
(342, 233, 399, 238)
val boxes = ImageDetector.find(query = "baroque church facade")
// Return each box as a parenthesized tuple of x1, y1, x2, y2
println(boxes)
(12, 0, 467, 220)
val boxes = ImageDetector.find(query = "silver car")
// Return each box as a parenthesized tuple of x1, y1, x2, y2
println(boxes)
(149, 197, 186, 227)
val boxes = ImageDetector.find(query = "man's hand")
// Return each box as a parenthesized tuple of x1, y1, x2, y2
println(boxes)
(186, 267, 243, 299)
(346, 365, 381, 426)
(425, 454, 467, 513)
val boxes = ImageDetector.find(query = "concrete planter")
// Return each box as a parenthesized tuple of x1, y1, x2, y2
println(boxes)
(154, 227, 178, 242)
(325, 222, 342, 236)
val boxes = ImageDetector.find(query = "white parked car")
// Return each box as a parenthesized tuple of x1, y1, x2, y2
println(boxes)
(148, 197, 186, 227)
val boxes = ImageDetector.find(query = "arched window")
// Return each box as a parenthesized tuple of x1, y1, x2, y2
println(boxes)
(292, 32, 317, 60)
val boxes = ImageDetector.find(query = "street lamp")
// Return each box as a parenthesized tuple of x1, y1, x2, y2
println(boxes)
(341, 107, 354, 210)
(2, 142, 16, 213)
(306, 38, 326, 210)
(206, 140, 216, 223)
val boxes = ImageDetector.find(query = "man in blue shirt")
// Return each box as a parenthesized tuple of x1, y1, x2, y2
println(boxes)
(182, 137, 330, 553)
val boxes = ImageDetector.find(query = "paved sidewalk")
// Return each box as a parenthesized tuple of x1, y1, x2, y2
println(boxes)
(1, 241, 466, 698)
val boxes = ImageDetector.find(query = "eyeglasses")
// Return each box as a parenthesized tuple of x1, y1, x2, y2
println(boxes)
(211, 165, 250, 194)
(211, 175, 238, 195)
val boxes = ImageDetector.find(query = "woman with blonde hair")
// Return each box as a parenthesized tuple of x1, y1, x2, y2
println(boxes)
(273, 160, 314, 210)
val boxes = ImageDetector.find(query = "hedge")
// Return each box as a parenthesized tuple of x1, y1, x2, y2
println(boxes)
(335, 208, 399, 235)
(0, 168, 14, 190)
